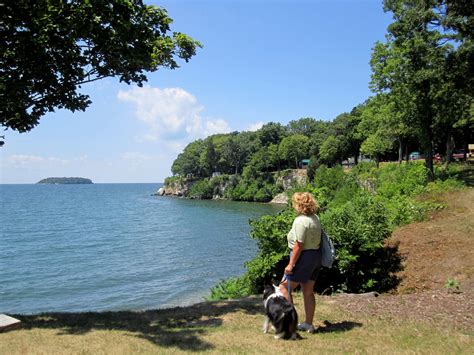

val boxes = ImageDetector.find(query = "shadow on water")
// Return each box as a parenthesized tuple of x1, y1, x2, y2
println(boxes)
(12, 298, 262, 352)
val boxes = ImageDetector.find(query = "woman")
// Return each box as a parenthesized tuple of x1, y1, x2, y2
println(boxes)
(279, 192, 322, 333)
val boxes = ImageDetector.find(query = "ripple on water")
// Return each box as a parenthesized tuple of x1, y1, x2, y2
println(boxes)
(0, 183, 284, 314)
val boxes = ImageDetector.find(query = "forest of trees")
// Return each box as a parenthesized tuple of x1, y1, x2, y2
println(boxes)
(171, 117, 364, 180)
(171, 1, 473, 182)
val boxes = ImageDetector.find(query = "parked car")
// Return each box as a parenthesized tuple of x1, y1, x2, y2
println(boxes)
(452, 149, 466, 161)
(409, 151, 423, 160)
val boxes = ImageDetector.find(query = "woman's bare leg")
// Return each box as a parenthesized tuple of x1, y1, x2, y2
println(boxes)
(301, 280, 316, 324)
(279, 280, 297, 303)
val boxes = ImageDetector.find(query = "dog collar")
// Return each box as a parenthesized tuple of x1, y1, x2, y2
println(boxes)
(264, 293, 281, 309)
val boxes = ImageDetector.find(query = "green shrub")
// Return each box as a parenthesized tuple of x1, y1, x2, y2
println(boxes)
(164, 175, 184, 186)
(375, 162, 429, 198)
(310, 165, 359, 211)
(225, 175, 281, 202)
(188, 179, 213, 199)
(208, 276, 252, 300)
(209, 208, 295, 299)
(350, 161, 377, 180)
(426, 177, 464, 194)
(320, 192, 400, 292)
(434, 163, 465, 180)
(210, 162, 466, 299)
(327, 182, 360, 209)
(254, 184, 276, 202)
(313, 165, 346, 196)
(376, 195, 426, 227)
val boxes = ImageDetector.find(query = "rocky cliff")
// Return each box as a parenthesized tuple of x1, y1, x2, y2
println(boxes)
(160, 169, 308, 202)
(161, 178, 196, 197)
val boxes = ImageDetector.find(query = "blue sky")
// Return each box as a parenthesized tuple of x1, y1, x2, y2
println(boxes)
(1, 0, 392, 184)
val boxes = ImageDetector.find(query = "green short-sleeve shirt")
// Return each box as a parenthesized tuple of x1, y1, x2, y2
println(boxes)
(287, 214, 321, 250)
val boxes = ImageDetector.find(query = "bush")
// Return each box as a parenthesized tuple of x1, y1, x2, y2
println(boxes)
(209, 208, 295, 298)
(426, 177, 464, 194)
(377, 195, 426, 227)
(434, 163, 466, 181)
(313, 165, 346, 197)
(210, 162, 466, 299)
(208, 276, 252, 300)
(210, 191, 401, 297)
(164, 175, 185, 186)
(188, 179, 213, 199)
(309, 165, 359, 211)
(375, 162, 429, 198)
(254, 183, 278, 202)
(225, 175, 281, 202)
(319, 192, 396, 292)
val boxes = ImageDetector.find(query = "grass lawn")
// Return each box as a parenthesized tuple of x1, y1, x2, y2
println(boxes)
(2, 293, 472, 354)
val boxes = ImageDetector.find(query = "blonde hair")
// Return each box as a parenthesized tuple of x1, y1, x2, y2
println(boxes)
(292, 192, 318, 215)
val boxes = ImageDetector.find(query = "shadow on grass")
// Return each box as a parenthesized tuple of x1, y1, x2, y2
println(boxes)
(315, 320, 363, 333)
(313, 242, 403, 295)
(12, 297, 262, 352)
(455, 166, 474, 187)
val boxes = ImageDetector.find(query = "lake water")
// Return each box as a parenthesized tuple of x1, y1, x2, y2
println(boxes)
(0, 183, 283, 314)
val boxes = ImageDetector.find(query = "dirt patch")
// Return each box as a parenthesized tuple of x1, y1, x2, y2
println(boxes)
(390, 188, 474, 293)
(331, 188, 474, 332)
(330, 289, 474, 332)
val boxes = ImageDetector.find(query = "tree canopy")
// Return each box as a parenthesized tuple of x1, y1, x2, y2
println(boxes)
(1, 0, 201, 132)
(369, 0, 473, 174)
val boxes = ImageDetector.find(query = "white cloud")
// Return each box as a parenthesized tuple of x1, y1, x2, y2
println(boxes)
(6, 154, 87, 167)
(164, 141, 187, 154)
(117, 86, 231, 140)
(121, 152, 152, 162)
(7, 154, 45, 165)
(135, 134, 159, 143)
(247, 121, 264, 132)
(205, 119, 231, 135)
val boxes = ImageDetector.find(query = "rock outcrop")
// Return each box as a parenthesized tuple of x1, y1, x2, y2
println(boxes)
(161, 169, 308, 200)
(153, 187, 165, 196)
(162, 178, 196, 197)
(275, 169, 308, 190)
(270, 192, 289, 204)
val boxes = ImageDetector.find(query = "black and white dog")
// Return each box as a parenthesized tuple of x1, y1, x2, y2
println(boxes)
(263, 284, 300, 340)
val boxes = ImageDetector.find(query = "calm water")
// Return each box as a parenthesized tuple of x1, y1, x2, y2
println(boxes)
(0, 183, 283, 314)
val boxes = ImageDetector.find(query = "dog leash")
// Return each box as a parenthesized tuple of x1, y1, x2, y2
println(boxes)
(285, 273, 292, 304)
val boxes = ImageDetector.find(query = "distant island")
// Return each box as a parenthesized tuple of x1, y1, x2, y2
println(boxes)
(37, 177, 93, 184)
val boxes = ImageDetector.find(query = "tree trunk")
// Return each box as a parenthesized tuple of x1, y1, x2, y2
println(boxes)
(398, 137, 403, 164)
(425, 149, 434, 178)
(463, 123, 469, 161)
(446, 133, 452, 165)
(425, 131, 434, 180)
